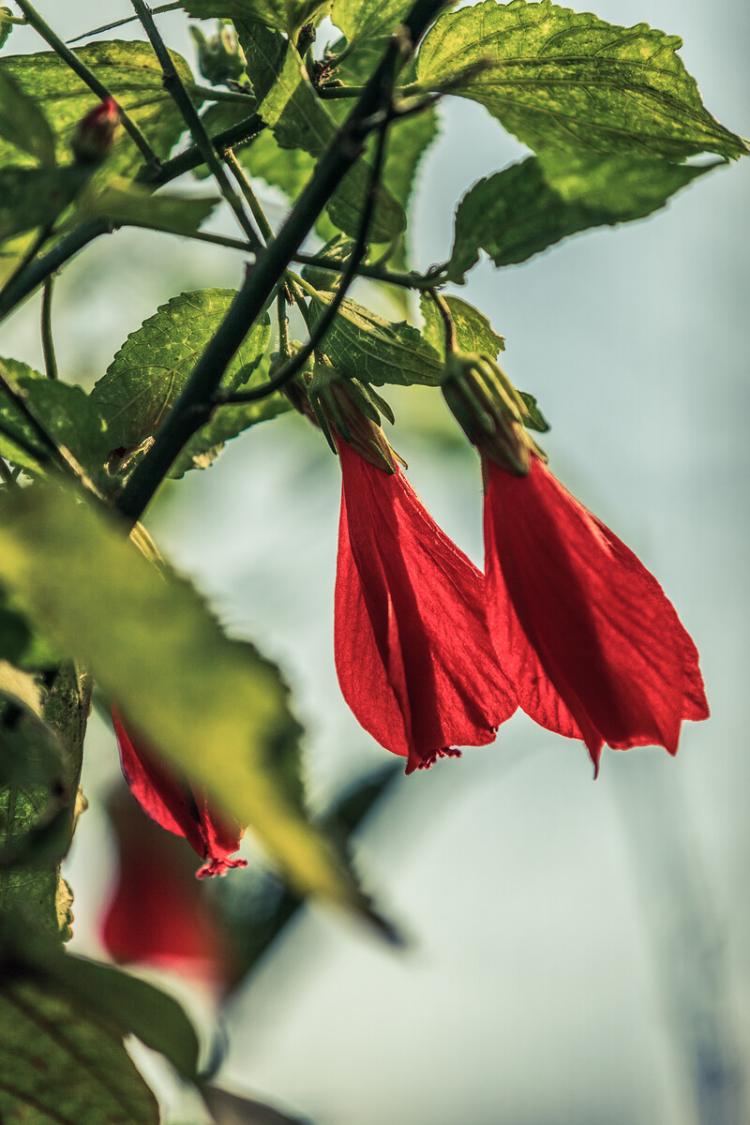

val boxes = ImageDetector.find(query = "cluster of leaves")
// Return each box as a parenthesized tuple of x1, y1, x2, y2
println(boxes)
(0, 0, 744, 1118)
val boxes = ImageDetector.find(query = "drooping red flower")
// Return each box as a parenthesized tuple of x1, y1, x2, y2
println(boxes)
(112, 709, 247, 878)
(335, 439, 516, 773)
(71, 97, 120, 163)
(101, 787, 232, 989)
(483, 456, 709, 773)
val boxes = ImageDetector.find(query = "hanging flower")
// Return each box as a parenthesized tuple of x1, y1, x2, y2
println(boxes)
(482, 457, 709, 773)
(101, 787, 232, 989)
(71, 97, 120, 164)
(111, 709, 247, 877)
(335, 439, 516, 773)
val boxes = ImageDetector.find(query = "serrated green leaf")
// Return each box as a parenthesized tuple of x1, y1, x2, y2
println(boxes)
(76, 178, 219, 237)
(91, 290, 270, 454)
(0, 483, 377, 915)
(332, 0, 409, 55)
(309, 292, 443, 386)
(416, 0, 747, 160)
(0, 70, 56, 165)
(0, 357, 110, 475)
(183, 0, 328, 35)
(0, 974, 158, 1123)
(420, 293, 505, 360)
(0, 42, 197, 176)
(448, 152, 715, 279)
(0, 165, 89, 242)
(172, 354, 291, 477)
(240, 22, 405, 241)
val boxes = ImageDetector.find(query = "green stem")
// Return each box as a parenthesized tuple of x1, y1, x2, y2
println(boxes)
(189, 84, 256, 105)
(67, 2, 182, 45)
(429, 289, 457, 354)
(116, 0, 450, 524)
(41, 278, 58, 381)
(14, 0, 160, 172)
(129, 0, 263, 250)
(223, 149, 274, 243)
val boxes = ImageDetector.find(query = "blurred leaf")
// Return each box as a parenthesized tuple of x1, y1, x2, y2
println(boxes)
(0, 8, 12, 50)
(377, 104, 438, 272)
(171, 354, 292, 477)
(0, 69, 56, 165)
(0, 975, 158, 1124)
(0, 484, 383, 917)
(416, 0, 747, 160)
(420, 293, 505, 360)
(77, 178, 219, 236)
(91, 291, 270, 453)
(0, 357, 110, 475)
(0, 596, 31, 665)
(240, 22, 404, 241)
(183, 0, 327, 35)
(0, 42, 197, 175)
(309, 292, 443, 386)
(0, 164, 88, 241)
(0, 661, 42, 716)
(448, 152, 717, 279)
(203, 1084, 310, 1124)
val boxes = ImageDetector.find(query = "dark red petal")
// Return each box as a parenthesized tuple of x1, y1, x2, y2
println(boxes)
(335, 442, 516, 771)
(484, 457, 708, 767)
(101, 788, 231, 988)
(112, 709, 247, 877)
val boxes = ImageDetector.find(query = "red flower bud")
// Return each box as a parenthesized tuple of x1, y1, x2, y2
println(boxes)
(483, 457, 709, 774)
(71, 97, 120, 164)
(335, 440, 516, 773)
(112, 709, 247, 877)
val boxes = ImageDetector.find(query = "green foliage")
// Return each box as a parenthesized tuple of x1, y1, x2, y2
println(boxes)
(0, 483, 377, 915)
(420, 293, 505, 360)
(183, 0, 328, 36)
(309, 291, 443, 386)
(0, 358, 109, 475)
(448, 152, 717, 278)
(0, 165, 89, 242)
(0, 8, 12, 50)
(76, 178, 219, 237)
(416, 0, 747, 160)
(92, 290, 270, 454)
(0, 41, 197, 174)
(332, 0, 410, 60)
(0, 69, 56, 165)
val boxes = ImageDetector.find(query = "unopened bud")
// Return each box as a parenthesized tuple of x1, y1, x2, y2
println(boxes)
(71, 98, 120, 164)
(308, 359, 400, 473)
(441, 351, 545, 475)
(190, 21, 247, 86)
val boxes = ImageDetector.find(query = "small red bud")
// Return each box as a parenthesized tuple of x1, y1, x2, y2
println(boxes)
(71, 97, 121, 164)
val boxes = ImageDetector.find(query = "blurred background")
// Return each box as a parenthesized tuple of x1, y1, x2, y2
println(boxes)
(3, 2, 749, 1122)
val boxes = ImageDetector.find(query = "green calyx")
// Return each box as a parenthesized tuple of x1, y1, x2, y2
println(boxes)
(441, 351, 546, 475)
(307, 359, 399, 474)
(190, 21, 248, 87)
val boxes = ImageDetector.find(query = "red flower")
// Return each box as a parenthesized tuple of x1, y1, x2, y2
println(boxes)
(335, 440, 516, 773)
(112, 709, 247, 877)
(483, 457, 709, 773)
(71, 97, 120, 163)
(101, 787, 231, 989)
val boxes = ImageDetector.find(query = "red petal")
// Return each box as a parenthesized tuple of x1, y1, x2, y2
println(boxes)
(112, 709, 246, 877)
(483, 458, 708, 768)
(335, 442, 516, 772)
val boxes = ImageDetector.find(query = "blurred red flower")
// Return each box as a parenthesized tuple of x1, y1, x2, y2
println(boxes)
(335, 440, 516, 773)
(483, 457, 709, 773)
(112, 709, 247, 877)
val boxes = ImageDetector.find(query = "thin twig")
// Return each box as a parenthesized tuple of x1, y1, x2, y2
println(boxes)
(41, 279, 58, 381)
(189, 84, 256, 105)
(221, 111, 393, 406)
(224, 149, 274, 243)
(67, 2, 181, 44)
(14, 0, 160, 172)
(129, 0, 263, 250)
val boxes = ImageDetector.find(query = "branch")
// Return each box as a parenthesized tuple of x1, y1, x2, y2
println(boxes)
(41, 279, 58, 380)
(428, 289, 457, 354)
(14, 0, 160, 172)
(129, 0, 263, 250)
(67, 2, 181, 45)
(116, 0, 451, 524)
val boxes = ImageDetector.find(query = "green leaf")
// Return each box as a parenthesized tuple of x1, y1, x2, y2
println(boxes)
(76, 178, 219, 237)
(0, 70, 56, 165)
(416, 0, 747, 160)
(0, 165, 89, 242)
(519, 391, 549, 432)
(172, 355, 291, 477)
(91, 290, 270, 454)
(0, 357, 110, 475)
(240, 23, 405, 241)
(420, 293, 505, 359)
(0, 595, 31, 666)
(0, 8, 13, 50)
(0, 973, 158, 1123)
(0, 483, 380, 915)
(0, 42, 197, 176)
(309, 292, 443, 386)
(378, 106, 438, 271)
(448, 152, 716, 279)
(331, 0, 411, 81)
(183, 0, 328, 35)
